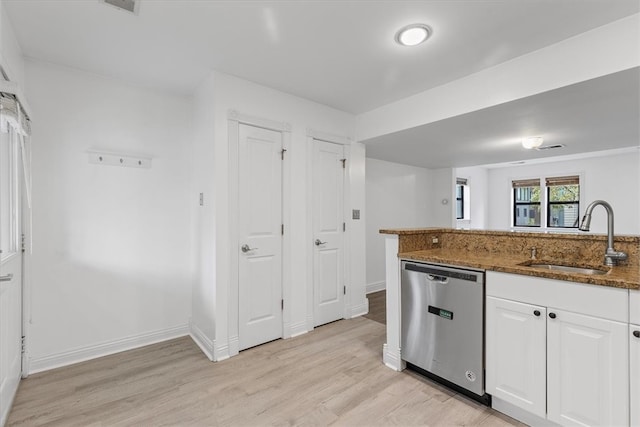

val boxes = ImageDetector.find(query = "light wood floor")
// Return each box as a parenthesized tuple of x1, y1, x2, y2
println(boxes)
(7, 317, 522, 426)
(364, 290, 386, 325)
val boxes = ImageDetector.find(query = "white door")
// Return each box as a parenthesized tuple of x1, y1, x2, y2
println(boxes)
(485, 296, 546, 418)
(0, 126, 23, 425)
(238, 124, 283, 351)
(629, 324, 640, 427)
(312, 140, 345, 327)
(547, 309, 628, 427)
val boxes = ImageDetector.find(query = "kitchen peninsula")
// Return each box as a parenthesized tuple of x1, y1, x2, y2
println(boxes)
(381, 228, 639, 426)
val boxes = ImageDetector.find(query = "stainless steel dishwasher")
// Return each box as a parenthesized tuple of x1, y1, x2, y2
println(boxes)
(401, 260, 489, 404)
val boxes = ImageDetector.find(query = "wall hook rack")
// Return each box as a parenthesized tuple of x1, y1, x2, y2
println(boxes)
(88, 151, 152, 169)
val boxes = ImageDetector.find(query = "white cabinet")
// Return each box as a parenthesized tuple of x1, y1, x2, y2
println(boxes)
(631, 323, 640, 427)
(632, 291, 640, 427)
(486, 272, 630, 427)
(547, 309, 628, 427)
(486, 297, 546, 418)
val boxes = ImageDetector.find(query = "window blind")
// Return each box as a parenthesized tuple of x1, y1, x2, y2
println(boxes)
(512, 178, 540, 188)
(456, 178, 467, 185)
(545, 175, 579, 186)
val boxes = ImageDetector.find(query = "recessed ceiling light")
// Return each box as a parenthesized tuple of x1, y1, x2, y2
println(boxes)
(522, 136, 544, 149)
(395, 24, 432, 47)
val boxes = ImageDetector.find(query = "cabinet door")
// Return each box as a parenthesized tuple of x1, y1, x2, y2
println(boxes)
(632, 324, 640, 427)
(486, 296, 546, 418)
(547, 309, 628, 427)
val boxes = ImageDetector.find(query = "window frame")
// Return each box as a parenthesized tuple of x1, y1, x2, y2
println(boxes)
(510, 174, 582, 231)
(512, 179, 542, 228)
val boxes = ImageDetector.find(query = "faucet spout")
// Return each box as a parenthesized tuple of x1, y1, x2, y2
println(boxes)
(579, 200, 627, 266)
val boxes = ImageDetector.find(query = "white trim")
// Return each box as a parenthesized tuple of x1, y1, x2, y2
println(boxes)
(213, 339, 230, 362)
(29, 324, 189, 374)
(382, 343, 405, 372)
(189, 319, 214, 361)
(228, 109, 291, 133)
(289, 321, 308, 338)
(228, 335, 239, 356)
(349, 299, 369, 318)
(306, 128, 352, 146)
(366, 281, 386, 294)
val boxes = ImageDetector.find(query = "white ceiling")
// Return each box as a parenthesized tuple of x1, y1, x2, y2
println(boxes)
(364, 67, 640, 168)
(4, 0, 639, 115)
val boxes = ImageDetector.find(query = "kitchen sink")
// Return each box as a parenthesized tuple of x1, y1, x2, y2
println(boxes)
(518, 261, 610, 276)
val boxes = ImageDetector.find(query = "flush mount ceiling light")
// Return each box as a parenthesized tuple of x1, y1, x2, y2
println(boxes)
(522, 136, 544, 149)
(395, 24, 432, 47)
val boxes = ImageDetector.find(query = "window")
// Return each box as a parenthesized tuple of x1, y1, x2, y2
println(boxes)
(513, 179, 541, 227)
(547, 176, 580, 228)
(512, 175, 580, 229)
(456, 178, 466, 220)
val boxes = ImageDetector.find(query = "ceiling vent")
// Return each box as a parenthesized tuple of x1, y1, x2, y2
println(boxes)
(535, 144, 565, 151)
(100, 0, 139, 15)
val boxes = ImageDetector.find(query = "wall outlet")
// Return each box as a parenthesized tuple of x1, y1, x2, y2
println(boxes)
(432, 237, 439, 244)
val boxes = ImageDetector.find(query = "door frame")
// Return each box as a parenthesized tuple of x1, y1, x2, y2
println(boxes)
(306, 129, 352, 332)
(228, 110, 291, 357)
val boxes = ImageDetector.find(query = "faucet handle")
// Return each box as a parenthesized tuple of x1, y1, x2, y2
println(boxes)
(605, 249, 627, 266)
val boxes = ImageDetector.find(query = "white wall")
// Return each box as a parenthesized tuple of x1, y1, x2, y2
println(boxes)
(191, 70, 363, 361)
(455, 166, 489, 229)
(24, 60, 194, 372)
(487, 150, 640, 234)
(365, 158, 432, 291)
(430, 168, 455, 228)
(0, 1, 25, 87)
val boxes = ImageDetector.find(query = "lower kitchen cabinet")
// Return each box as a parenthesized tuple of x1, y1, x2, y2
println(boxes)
(546, 309, 628, 427)
(632, 324, 640, 427)
(486, 272, 630, 426)
(486, 296, 546, 418)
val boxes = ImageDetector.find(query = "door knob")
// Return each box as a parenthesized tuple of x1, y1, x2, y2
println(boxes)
(241, 244, 257, 253)
(315, 239, 327, 246)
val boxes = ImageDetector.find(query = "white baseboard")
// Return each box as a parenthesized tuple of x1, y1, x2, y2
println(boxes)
(366, 281, 385, 294)
(228, 335, 239, 357)
(29, 324, 189, 374)
(350, 299, 369, 318)
(189, 319, 214, 361)
(382, 343, 405, 371)
(213, 337, 230, 362)
(289, 320, 308, 338)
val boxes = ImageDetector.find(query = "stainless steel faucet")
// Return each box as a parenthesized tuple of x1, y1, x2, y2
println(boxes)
(579, 200, 627, 266)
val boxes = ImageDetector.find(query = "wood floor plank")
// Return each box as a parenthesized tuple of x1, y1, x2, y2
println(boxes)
(7, 317, 522, 426)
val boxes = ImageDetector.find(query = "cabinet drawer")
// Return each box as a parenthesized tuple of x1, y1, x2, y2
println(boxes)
(487, 271, 628, 323)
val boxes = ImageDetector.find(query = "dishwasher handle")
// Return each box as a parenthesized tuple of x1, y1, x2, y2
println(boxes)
(427, 274, 449, 284)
